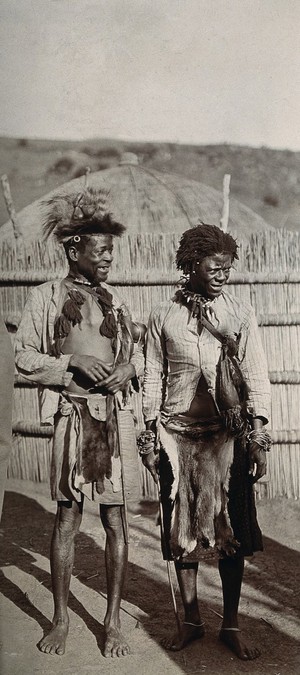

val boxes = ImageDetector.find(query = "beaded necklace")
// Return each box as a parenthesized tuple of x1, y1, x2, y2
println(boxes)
(174, 283, 216, 322)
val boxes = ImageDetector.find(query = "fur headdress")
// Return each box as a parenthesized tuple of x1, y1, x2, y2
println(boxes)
(42, 187, 126, 242)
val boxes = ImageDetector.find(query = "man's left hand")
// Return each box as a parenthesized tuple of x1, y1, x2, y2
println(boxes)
(99, 363, 135, 394)
(248, 443, 267, 483)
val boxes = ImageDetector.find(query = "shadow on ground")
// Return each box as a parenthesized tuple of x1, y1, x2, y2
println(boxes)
(1, 490, 300, 675)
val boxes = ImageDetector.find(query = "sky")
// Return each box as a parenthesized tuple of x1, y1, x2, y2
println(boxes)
(0, 0, 299, 150)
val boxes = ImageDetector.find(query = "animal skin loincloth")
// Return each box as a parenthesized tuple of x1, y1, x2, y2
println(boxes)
(51, 392, 140, 504)
(159, 415, 262, 560)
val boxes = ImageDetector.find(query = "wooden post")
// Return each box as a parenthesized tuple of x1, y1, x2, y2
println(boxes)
(1, 174, 23, 240)
(84, 166, 91, 189)
(220, 173, 231, 232)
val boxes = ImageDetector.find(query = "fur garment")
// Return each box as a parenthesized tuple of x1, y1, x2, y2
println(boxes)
(51, 393, 141, 504)
(159, 423, 239, 559)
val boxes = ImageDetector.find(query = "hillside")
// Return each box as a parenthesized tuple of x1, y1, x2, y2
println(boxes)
(0, 136, 299, 231)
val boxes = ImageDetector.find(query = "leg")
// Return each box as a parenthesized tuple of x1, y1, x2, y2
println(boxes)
(100, 504, 130, 658)
(163, 561, 205, 651)
(38, 499, 83, 655)
(218, 555, 260, 660)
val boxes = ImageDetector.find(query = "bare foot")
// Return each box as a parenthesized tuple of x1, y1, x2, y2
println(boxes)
(162, 622, 205, 651)
(38, 620, 69, 656)
(219, 628, 260, 660)
(103, 626, 130, 658)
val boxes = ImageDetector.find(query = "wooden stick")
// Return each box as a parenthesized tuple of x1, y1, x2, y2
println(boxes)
(208, 607, 224, 619)
(158, 493, 181, 634)
(1, 174, 22, 240)
(114, 395, 129, 545)
(220, 174, 231, 232)
(84, 166, 91, 189)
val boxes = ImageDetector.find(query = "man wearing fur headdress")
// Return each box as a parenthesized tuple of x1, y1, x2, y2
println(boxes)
(15, 188, 145, 658)
(141, 223, 271, 661)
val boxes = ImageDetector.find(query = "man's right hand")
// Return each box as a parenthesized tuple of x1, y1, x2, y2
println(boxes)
(68, 355, 113, 383)
(142, 450, 159, 484)
(140, 420, 159, 483)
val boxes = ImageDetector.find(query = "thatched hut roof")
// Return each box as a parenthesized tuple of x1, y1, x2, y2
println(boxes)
(0, 153, 272, 241)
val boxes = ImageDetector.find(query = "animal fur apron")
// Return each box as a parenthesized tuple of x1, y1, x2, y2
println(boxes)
(159, 415, 239, 560)
(51, 391, 140, 504)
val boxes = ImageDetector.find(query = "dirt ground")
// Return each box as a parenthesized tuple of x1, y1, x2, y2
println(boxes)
(0, 478, 299, 675)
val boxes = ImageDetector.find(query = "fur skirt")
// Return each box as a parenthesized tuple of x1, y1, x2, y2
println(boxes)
(159, 422, 262, 560)
(51, 393, 141, 504)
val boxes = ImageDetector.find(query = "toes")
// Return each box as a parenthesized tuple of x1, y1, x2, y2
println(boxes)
(239, 651, 250, 660)
(37, 625, 67, 657)
(168, 643, 179, 652)
(104, 640, 130, 658)
(161, 637, 178, 651)
(246, 647, 261, 660)
(56, 646, 65, 655)
(239, 644, 260, 660)
(219, 630, 260, 661)
(38, 640, 65, 656)
(40, 643, 49, 654)
(162, 639, 186, 652)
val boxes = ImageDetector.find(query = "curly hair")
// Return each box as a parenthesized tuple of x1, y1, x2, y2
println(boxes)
(176, 223, 239, 274)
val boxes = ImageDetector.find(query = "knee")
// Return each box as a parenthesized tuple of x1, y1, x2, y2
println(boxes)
(101, 506, 124, 537)
(55, 503, 82, 539)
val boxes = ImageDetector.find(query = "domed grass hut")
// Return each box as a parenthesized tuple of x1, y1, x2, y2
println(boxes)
(1, 155, 299, 499)
(0, 152, 271, 241)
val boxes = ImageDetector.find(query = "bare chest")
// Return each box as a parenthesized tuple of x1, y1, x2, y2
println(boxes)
(62, 294, 114, 361)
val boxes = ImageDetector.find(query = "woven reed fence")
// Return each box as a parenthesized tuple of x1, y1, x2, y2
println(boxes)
(1, 229, 300, 500)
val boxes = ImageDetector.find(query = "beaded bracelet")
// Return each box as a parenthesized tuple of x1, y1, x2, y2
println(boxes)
(137, 430, 156, 457)
(247, 429, 272, 452)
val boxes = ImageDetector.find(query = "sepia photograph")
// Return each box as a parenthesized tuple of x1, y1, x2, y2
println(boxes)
(0, 2, 299, 674)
